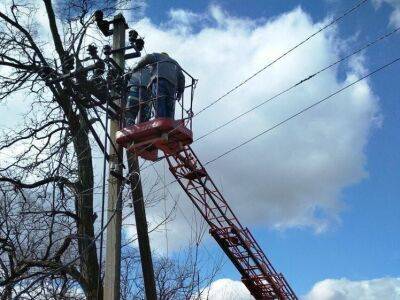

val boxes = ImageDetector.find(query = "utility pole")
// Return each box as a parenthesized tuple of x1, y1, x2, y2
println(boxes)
(101, 12, 157, 300)
(104, 13, 127, 300)
(127, 152, 157, 300)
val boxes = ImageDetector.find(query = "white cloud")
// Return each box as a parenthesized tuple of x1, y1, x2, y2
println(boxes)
(199, 279, 253, 300)
(0, 2, 382, 254)
(373, 0, 400, 27)
(124, 4, 381, 252)
(199, 277, 400, 300)
(304, 277, 400, 300)
(168, 8, 203, 26)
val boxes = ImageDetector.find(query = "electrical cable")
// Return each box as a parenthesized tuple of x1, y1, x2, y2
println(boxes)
(121, 0, 369, 170)
(139, 25, 399, 171)
(195, 25, 400, 142)
(194, 0, 369, 117)
(15, 179, 127, 291)
(204, 55, 400, 165)
(138, 54, 400, 197)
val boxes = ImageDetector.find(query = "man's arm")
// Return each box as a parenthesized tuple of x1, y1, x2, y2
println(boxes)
(134, 54, 156, 71)
(177, 69, 185, 99)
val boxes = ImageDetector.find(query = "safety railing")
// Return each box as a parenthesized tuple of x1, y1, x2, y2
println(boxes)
(124, 60, 197, 131)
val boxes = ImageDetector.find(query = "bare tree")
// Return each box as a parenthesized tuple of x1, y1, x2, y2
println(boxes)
(0, 1, 218, 299)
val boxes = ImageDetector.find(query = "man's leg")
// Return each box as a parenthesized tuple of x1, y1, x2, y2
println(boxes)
(166, 94, 176, 119)
(152, 79, 168, 118)
(125, 89, 139, 126)
(139, 87, 151, 122)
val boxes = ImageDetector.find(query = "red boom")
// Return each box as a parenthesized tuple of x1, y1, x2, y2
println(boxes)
(166, 145, 297, 300)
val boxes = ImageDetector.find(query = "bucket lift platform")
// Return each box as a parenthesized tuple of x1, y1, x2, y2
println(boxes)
(115, 66, 297, 299)
(115, 118, 193, 161)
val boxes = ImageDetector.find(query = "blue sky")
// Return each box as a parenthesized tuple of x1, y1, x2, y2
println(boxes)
(130, 0, 400, 297)
(0, 0, 399, 298)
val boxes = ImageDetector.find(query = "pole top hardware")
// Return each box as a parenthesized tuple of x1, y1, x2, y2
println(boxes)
(95, 10, 128, 37)
(95, 11, 144, 60)
(113, 13, 129, 29)
(94, 10, 113, 36)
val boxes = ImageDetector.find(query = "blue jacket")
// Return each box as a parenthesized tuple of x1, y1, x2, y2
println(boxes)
(135, 53, 185, 95)
(130, 67, 151, 88)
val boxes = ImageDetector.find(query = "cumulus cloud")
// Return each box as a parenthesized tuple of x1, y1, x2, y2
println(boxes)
(305, 277, 400, 300)
(373, 0, 400, 27)
(200, 277, 400, 300)
(0, 2, 382, 253)
(199, 279, 253, 300)
(123, 4, 381, 251)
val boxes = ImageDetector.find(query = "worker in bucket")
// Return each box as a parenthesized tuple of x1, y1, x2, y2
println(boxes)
(125, 66, 152, 126)
(133, 52, 185, 119)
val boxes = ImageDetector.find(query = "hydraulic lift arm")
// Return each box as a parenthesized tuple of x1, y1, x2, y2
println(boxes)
(166, 145, 297, 300)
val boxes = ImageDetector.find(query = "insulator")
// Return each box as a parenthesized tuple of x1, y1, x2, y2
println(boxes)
(135, 38, 144, 51)
(95, 10, 112, 36)
(94, 10, 104, 22)
(93, 61, 105, 76)
(103, 45, 112, 56)
(87, 44, 98, 58)
(129, 30, 138, 45)
(129, 30, 138, 40)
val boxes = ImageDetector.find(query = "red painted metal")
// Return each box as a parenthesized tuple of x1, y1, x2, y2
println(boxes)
(116, 118, 193, 161)
(116, 121, 297, 299)
(165, 145, 297, 300)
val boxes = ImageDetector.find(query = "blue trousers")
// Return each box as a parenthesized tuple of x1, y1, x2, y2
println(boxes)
(126, 86, 151, 126)
(151, 78, 176, 119)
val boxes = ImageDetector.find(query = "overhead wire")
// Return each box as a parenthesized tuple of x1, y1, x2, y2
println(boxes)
(136, 54, 400, 196)
(3, 31, 394, 300)
(195, 25, 400, 142)
(27, 0, 372, 283)
(11, 180, 127, 291)
(14, 1, 388, 294)
(117, 0, 368, 162)
(194, 0, 369, 117)
(139, 23, 399, 172)
(204, 55, 400, 165)
(106, 0, 368, 178)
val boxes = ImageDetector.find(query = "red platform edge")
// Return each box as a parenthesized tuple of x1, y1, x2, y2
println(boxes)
(116, 118, 193, 160)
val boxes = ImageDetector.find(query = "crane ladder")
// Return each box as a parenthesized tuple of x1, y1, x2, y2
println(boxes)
(166, 145, 297, 300)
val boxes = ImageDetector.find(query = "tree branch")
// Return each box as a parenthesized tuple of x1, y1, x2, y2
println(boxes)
(0, 176, 76, 190)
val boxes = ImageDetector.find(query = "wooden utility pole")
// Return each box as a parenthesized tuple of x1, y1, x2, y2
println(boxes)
(102, 12, 157, 300)
(127, 152, 157, 300)
(104, 13, 127, 300)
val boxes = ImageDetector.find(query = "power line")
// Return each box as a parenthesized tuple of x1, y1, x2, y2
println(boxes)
(195, 0, 369, 117)
(204, 55, 400, 165)
(150, 163, 218, 262)
(12, 169, 137, 284)
(134, 0, 370, 172)
(195, 25, 400, 142)
(140, 23, 398, 172)
(12, 184, 125, 291)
